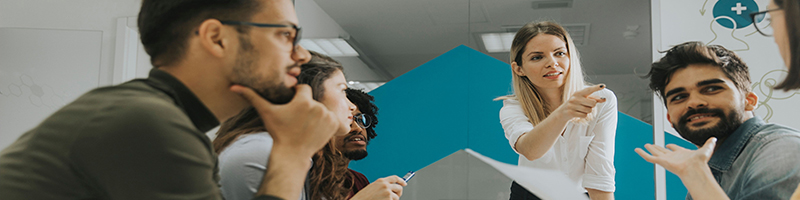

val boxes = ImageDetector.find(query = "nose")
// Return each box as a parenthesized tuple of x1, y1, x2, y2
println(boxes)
(545, 55, 557, 69)
(686, 95, 707, 110)
(292, 45, 311, 65)
(348, 100, 356, 112)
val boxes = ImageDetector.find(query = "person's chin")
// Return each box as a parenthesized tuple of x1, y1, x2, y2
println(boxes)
(284, 76, 297, 87)
(344, 145, 366, 152)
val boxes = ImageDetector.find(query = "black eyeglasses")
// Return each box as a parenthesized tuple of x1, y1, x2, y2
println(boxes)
(749, 8, 781, 37)
(353, 113, 372, 129)
(219, 20, 302, 48)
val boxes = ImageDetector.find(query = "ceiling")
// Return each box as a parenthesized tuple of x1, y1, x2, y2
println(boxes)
(313, 0, 652, 81)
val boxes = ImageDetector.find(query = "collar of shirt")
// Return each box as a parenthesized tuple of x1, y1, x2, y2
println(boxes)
(708, 117, 764, 172)
(144, 68, 220, 132)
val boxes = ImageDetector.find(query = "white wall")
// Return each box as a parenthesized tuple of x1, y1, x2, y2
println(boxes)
(0, 0, 381, 84)
(0, 28, 104, 149)
(0, 0, 143, 86)
(0, 0, 142, 150)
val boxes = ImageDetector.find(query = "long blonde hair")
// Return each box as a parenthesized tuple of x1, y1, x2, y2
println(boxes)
(495, 21, 595, 125)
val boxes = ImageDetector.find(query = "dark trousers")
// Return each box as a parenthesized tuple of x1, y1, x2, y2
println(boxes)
(509, 181, 589, 200)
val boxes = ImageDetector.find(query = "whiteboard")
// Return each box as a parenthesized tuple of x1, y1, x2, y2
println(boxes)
(0, 28, 103, 150)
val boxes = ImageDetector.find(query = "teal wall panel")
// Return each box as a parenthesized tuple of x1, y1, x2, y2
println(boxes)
(614, 114, 655, 199)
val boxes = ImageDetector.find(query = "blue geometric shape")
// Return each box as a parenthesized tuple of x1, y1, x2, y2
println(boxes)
(614, 115, 655, 200)
(350, 45, 689, 199)
(713, 0, 759, 29)
(350, 45, 516, 181)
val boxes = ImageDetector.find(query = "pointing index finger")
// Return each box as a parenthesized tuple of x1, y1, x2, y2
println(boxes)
(574, 84, 605, 97)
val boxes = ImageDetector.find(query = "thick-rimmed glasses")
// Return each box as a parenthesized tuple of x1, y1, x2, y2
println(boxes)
(219, 21, 302, 48)
(750, 8, 781, 37)
(354, 113, 372, 129)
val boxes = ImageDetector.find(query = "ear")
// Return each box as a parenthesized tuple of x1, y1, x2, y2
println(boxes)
(744, 91, 759, 111)
(511, 62, 526, 77)
(196, 19, 230, 58)
(667, 114, 674, 128)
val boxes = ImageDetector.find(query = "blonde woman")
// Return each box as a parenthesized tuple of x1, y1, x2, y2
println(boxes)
(497, 21, 617, 200)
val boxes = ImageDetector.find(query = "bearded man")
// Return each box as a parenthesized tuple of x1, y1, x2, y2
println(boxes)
(636, 41, 800, 200)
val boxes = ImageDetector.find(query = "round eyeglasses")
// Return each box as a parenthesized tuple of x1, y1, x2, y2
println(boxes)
(353, 113, 372, 129)
(749, 8, 781, 37)
(219, 20, 302, 49)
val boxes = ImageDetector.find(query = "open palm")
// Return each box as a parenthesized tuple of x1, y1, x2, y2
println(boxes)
(635, 137, 717, 177)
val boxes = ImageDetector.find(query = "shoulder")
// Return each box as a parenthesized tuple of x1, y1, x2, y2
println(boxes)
(737, 126, 800, 196)
(349, 169, 367, 179)
(751, 125, 800, 152)
(69, 82, 196, 146)
(82, 81, 185, 126)
(744, 126, 800, 169)
(499, 98, 524, 117)
(218, 132, 273, 162)
(502, 98, 520, 106)
(218, 132, 274, 200)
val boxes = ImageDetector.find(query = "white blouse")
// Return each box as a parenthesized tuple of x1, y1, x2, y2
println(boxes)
(499, 88, 617, 192)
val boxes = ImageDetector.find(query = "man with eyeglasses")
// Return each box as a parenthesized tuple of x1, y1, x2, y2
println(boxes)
(0, 0, 348, 200)
(338, 88, 379, 193)
(300, 88, 383, 200)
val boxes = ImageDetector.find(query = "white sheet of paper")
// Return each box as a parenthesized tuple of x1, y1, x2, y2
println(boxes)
(465, 149, 589, 200)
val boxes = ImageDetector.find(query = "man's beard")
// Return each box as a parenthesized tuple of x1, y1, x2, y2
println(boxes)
(674, 107, 743, 146)
(343, 149, 368, 161)
(232, 34, 296, 104)
(341, 133, 369, 160)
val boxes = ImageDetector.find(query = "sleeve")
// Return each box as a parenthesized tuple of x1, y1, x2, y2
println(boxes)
(737, 135, 800, 200)
(71, 101, 222, 200)
(217, 134, 274, 200)
(582, 89, 618, 192)
(499, 99, 534, 154)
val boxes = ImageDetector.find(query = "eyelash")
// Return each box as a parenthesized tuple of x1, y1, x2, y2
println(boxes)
(669, 86, 723, 102)
(529, 51, 566, 61)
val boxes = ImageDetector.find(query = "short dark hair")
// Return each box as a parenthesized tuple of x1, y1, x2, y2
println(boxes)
(137, 0, 261, 67)
(647, 41, 751, 102)
(345, 88, 378, 139)
(773, 0, 800, 91)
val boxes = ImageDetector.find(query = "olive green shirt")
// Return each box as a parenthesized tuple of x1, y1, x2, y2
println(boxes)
(0, 69, 233, 199)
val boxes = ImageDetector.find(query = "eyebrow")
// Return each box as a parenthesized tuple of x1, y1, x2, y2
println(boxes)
(665, 87, 685, 99)
(697, 78, 725, 87)
(527, 47, 566, 56)
(664, 78, 725, 99)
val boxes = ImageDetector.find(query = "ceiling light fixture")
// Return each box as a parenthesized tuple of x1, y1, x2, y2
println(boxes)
(299, 38, 359, 57)
(479, 23, 590, 53)
(480, 33, 515, 53)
